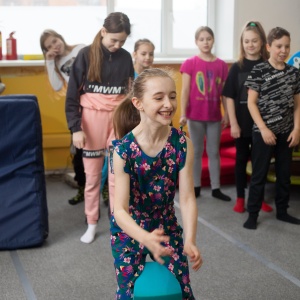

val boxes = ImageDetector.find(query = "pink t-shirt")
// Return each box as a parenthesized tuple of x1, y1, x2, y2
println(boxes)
(180, 56, 228, 121)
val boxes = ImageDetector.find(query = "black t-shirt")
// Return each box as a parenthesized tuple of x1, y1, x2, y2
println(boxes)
(222, 58, 263, 137)
(244, 61, 300, 134)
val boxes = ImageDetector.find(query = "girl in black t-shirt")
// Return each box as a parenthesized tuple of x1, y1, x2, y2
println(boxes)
(222, 21, 272, 213)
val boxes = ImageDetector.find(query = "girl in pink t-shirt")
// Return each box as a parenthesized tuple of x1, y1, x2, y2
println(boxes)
(180, 26, 231, 201)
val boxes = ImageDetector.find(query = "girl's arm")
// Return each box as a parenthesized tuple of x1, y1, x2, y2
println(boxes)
(221, 63, 229, 127)
(226, 97, 241, 138)
(45, 60, 64, 91)
(65, 52, 85, 133)
(221, 95, 229, 127)
(178, 137, 202, 271)
(179, 73, 191, 126)
(287, 93, 300, 147)
(113, 151, 173, 264)
(65, 54, 86, 148)
(247, 89, 276, 145)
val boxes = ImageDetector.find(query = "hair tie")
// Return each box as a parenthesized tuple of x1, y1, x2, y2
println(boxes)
(248, 22, 257, 27)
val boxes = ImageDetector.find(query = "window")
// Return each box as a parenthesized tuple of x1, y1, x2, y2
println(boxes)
(168, 0, 208, 55)
(113, 0, 162, 55)
(0, 0, 209, 58)
(0, 0, 107, 56)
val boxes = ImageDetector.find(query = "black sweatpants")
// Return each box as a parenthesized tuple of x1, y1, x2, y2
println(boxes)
(247, 132, 293, 215)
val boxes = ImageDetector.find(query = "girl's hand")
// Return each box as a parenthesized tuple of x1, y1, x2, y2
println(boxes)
(72, 131, 86, 149)
(183, 242, 203, 271)
(221, 114, 229, 129)
(45, 49, 59, 60)
(179, 116, 187, 126)
(287, 129, 300, 148)
(143, 229, 173, 265)
(261, 127, 276, 145)
(230, 123, 241, 139)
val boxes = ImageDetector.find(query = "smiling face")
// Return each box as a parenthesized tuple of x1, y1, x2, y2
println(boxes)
(195, 30, 214, 54)
(242, 30, 263, 60)
(267, 35, 290, 66)
(133, 76, 177, 126)
(44, 35, 65, 56)
(133, 43, 155, 70)
(101, 28, 128, 52)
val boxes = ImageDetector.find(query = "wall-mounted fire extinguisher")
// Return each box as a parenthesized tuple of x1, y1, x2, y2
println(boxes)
(0, 31, 3, 60)
(6, 31, 17, 60)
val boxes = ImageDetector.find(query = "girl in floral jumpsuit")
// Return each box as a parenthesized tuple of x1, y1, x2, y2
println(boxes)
(111, 68, 203, 299)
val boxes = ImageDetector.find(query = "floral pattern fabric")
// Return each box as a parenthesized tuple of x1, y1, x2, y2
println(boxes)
(110, 127, 195, 299)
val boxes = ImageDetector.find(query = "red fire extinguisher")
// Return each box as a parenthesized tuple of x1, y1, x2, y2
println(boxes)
(0, 31, 3, 60)
(6, 31, 17, 60)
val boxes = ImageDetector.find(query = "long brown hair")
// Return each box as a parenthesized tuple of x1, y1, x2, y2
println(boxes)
(88, 12, 131, 82)
(40, 29, 75, 82)
(113, 95, 140, 139)
(114, 68, 175, 139)
(238, 21, 269, 67)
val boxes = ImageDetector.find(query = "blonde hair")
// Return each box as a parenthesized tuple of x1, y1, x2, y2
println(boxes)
(195, 26, 214, 40)
(238, 21, 269, 66)
(132, 68, 174, 99)
(40, 29, 75, 83)
(133, 38, 155, 52)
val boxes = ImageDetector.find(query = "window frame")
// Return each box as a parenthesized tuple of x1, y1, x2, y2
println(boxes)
(108, 0, 213, 58)
(0, 0, 213, 59)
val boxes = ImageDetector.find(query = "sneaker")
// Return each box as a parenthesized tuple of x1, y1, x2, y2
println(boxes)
(194, 186, 201, 198)
(212, 188, 231, 201)
(102, 182, 109, 207)
(276, 213, 300, 224)
(243, 213, 258, 230)
(68, 186, 84, 205)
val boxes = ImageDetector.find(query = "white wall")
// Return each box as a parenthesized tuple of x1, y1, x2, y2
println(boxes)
(214, 0, 235, 60)
(215, 0, 300, 60)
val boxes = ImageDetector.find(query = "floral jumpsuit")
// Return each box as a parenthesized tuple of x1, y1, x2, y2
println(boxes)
(110, 127, 195, 299)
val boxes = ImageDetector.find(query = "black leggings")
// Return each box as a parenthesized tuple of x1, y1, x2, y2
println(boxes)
(235, 136, 252, 198)
(73, 148, 85, 187)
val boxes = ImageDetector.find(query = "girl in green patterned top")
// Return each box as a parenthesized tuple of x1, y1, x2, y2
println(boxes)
(111, 68, 202, 299)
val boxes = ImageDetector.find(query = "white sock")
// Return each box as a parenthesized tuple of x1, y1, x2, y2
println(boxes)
(80, 224, 97, 244)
